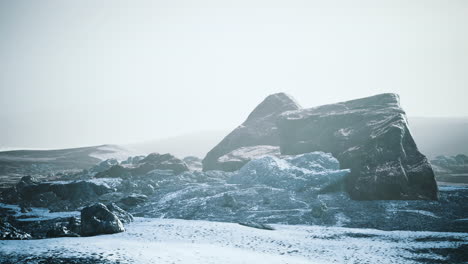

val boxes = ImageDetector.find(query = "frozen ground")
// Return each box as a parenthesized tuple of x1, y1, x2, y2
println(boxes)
(1, 218, 467, 264)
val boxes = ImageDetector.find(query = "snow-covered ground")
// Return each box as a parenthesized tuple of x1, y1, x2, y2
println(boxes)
(1, 218, 466, 264)
(0, 203, 80, 222)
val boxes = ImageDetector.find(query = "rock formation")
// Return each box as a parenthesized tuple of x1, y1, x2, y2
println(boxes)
(278, 93, 438, 200)
(202, 93, 301, 171)
(203, 93, 438, 200)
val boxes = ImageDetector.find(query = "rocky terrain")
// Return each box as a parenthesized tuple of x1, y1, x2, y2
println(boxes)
(1, 151, 466, 237)
(0, 93, 466, 263)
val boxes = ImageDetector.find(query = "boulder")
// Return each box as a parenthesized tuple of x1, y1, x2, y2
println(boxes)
(80, 203, 124, 236)
(134, 153, 189, 175)
(278, 93, 438, 200)
(202, 92, 301, 171)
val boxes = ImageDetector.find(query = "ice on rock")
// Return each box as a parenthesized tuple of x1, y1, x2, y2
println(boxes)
(229, 152, 349, 191)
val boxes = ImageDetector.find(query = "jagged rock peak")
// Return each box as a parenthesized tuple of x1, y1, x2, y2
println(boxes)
(202, 92, 301, 171)
(246, 92, 301, 122)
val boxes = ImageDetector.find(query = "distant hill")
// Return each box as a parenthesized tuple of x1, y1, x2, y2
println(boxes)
(408, 117, 468, 158)
(0, 144, 130, 190)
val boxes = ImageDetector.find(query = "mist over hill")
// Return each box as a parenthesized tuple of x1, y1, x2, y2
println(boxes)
(408, 117, 468, 158)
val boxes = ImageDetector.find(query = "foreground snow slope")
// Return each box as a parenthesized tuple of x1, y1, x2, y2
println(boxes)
(1, 218, 466, 264)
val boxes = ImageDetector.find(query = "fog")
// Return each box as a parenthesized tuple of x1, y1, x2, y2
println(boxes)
(1, 0, 467, 149)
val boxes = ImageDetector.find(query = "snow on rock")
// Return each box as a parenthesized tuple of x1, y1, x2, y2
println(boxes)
(229, 152, 349, 191)
(203, 93, 437, 201)
(0, 218, 466, 264)
(217, 145, 281, 171)
(278, 93, 438, 200)
(203, 93, 301, 171)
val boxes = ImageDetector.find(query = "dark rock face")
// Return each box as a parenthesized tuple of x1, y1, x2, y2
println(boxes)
(202, 93, 301, 171)
(80, 203, 124, 236)
(278, 93, 438, 200)
(0, 176, 114, 210)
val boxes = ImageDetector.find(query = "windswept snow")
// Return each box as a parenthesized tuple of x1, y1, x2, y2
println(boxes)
(1, 218, 466, 264)
(89, 145, 132, 162)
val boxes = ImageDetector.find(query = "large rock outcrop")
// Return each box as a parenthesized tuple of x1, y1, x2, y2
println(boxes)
(202, 93, 301, 171)
(278, 93, 438, 200)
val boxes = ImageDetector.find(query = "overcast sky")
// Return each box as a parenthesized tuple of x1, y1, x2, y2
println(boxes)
(0, 0, 467, 149)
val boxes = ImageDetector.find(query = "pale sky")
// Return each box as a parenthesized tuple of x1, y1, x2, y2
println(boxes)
(1, 0, 467, 149)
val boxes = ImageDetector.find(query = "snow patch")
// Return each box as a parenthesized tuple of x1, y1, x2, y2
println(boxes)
(0, 218, 466, 264)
